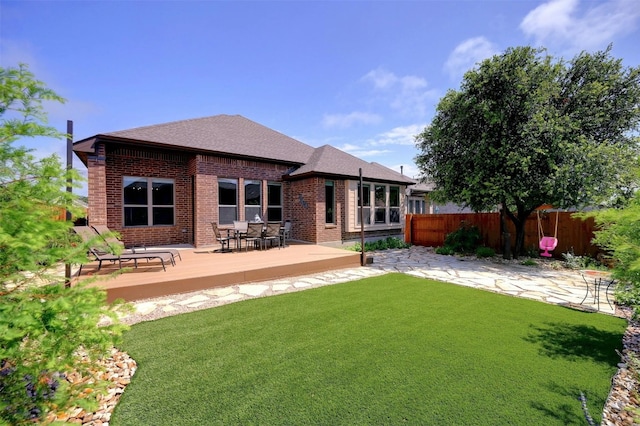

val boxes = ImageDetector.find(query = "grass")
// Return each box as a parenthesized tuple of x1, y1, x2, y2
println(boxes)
(112, 274, 626, 425)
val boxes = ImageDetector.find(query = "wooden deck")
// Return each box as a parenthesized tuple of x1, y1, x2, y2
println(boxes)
(74, 243, 361, 302)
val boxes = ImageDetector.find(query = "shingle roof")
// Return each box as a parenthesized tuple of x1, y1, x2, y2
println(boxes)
(74, 114, 315, 164)
(288, 144, 415, 184)
(73, 114, 414, 184)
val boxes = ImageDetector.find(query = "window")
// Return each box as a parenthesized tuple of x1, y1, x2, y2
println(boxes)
(123, 177, 174, 226)
(244, 180, 261, 222)
(374, 185, 386, 223)
(408, 197, 426, 214)
(357, 183, 371, 225)
(390, 186, 400, 223)
(267, 182, 282, 222)
(325, 180, 335, 224)
(218, 178, 237, 225)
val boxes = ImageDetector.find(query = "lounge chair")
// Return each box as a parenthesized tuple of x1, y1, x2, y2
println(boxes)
(211, 223, 234, 252)
(91, 224, 182, 261)
(72, 226, 175, 274)
(85, 248, 173, 272)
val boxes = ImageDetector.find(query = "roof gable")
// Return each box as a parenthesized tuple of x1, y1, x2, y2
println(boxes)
(73, 114, 414, 184)
(75, 114, 315, 164)
(289, 144, 414, 184)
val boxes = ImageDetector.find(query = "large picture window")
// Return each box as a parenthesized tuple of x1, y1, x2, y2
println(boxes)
(123, 177, 174, 227)
(218, 178, 237, 225)
(325, 180, 335, 224)
(244, 180, 261, 222)
(267, 182, 282, 222)
(355, 181, 404, 228)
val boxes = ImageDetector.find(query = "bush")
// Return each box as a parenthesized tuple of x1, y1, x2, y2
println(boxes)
(443, 222, 482, 254)
(0, 64, 128, 424)
(475, 246, 495, 258)
(435, 246, 456, 255)
(562, 251, 602, 270)
(346, 237, 410, 252)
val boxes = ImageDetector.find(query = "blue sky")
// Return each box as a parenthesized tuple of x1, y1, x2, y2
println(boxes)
(2, 0, 640, 194)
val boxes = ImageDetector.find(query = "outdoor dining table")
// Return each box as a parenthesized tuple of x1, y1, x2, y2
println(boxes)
(226, 222, 286, 252)
(580, 269, 615, 311)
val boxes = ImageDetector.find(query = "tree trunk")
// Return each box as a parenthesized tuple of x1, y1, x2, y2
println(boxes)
(504, 204, 535, 259)
(500, 204, 511, 259)
(513, 219, 526, 259)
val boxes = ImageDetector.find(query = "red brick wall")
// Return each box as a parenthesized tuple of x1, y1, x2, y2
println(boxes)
(87, 143, 107, 226)
(286, 177, 344, 244)
(104, 147, 192, 247)
(88, 143, 358, 247)
(195, 155, 290, 247)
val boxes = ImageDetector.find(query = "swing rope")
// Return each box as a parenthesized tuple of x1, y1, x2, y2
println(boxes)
(537, 208, 559, 241)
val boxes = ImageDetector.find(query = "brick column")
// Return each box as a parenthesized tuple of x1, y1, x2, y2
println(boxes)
(87, 143, 107, 226)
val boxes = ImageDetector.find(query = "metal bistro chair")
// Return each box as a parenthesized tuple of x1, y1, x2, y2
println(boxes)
(245, 222, 264, 251)
(263, 222, 282, 249)
(233, 220, 248, 251)
(211, 222, 234, 253)
(280, 220, 292, 248)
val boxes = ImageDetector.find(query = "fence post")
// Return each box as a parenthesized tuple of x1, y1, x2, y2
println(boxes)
(405, 214, 412, 245)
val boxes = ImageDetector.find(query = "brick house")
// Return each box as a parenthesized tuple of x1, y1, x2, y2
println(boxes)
(73, 115, 415, 248)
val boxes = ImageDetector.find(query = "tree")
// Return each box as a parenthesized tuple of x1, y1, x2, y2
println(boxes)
(415, 45, 640, 257)
(0, 64, 127, 424)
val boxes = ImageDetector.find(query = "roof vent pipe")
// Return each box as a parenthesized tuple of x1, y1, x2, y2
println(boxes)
(400, 165, 404, 176)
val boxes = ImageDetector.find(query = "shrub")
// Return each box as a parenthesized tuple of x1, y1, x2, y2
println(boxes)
(475, 246, 495, 258)
(435, 246, 456, 256)
(562, 251, 602, 270)
(346, 237, 410, 252)
(0, 64, 128, 424)
(443, 222, 482, 254)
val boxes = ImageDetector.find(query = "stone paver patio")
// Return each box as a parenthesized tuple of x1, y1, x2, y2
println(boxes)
(119, 245, 615, 324)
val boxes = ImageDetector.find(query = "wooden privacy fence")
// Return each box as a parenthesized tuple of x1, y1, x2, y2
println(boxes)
(404, 212, 599, 258)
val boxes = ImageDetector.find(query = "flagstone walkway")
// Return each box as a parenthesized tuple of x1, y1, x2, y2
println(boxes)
(119, 245, 616, 325)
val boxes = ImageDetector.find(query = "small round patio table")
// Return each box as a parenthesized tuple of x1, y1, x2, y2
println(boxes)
(580, 270, 615, 311)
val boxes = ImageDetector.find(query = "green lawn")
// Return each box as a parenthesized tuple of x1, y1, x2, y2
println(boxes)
(112, 274, 626, 425)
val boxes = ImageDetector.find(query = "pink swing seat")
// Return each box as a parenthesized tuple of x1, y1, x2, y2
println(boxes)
(539, 236, 558, 257)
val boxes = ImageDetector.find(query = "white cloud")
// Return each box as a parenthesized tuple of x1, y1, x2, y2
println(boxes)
(337, 144, 392, 158)
(520, 0, 640, 51)
(322, 111, 382, 129)
(361, 68, 438, 117)
(443, 37, 500, 80)
(368, 124, 426, 147)
(362, 68, 398, 90)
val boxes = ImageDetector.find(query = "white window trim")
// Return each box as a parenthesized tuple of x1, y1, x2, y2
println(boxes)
(347, 180, 405, 232)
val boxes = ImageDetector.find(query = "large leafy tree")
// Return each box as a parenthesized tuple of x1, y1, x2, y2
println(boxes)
(0, 64, 126, 424)
(415, 45, 640, 257)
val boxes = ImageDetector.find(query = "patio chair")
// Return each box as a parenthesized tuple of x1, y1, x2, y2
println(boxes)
(91, 224, 182, 261)
(245, 222, 264, 251)
(280, 220, 292, 247)
(263, 222, 282, 249)
(233, 220, 248, 251)
(211, 222, 234, 253)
